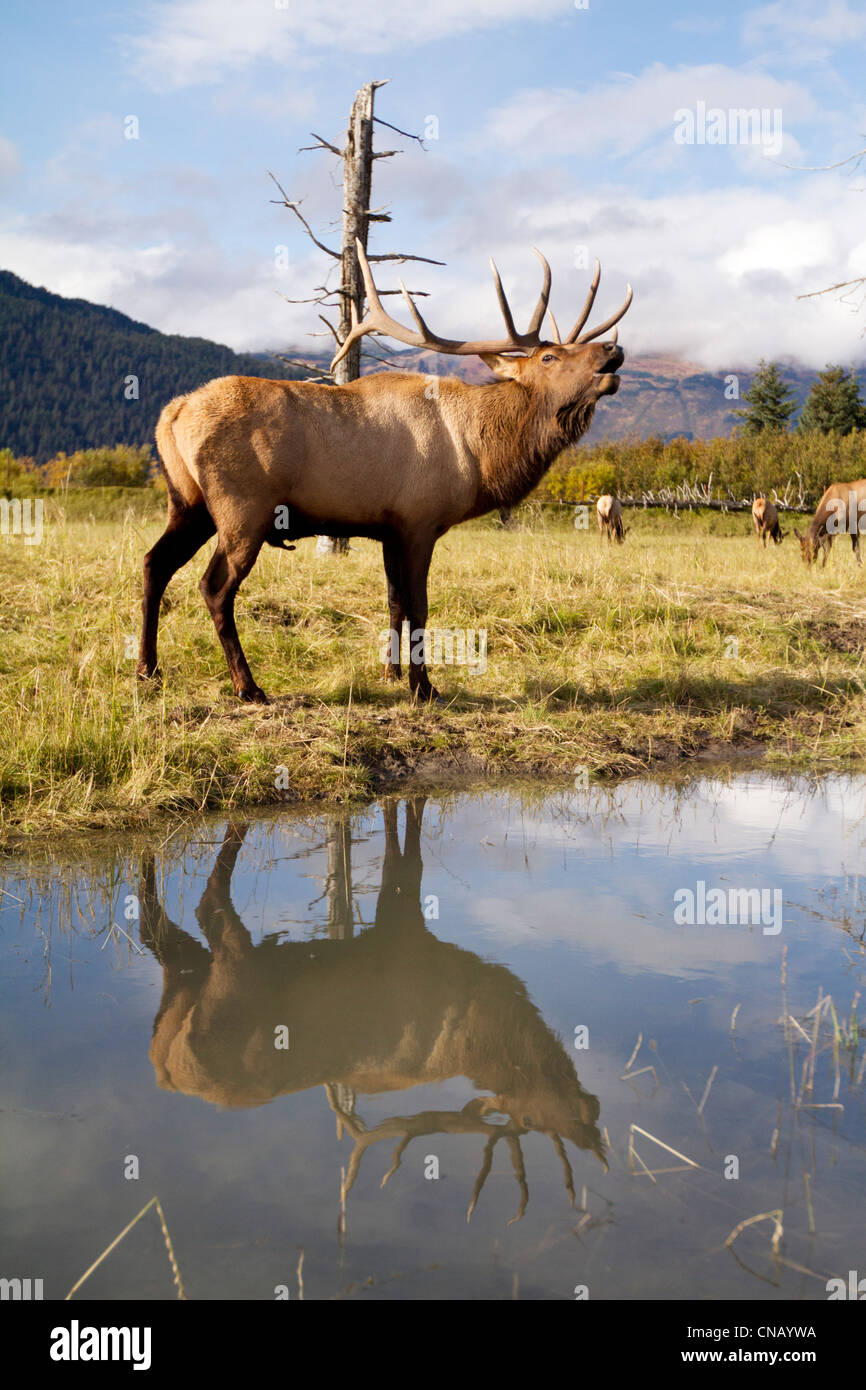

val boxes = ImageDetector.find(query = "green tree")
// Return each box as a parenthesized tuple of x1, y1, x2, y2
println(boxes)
(734, 360, 797, 435)
(797, 364, 866, 435)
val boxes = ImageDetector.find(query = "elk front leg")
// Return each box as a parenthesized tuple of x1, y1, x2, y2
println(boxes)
(381, 535, 405, 682)
(195, 824, 254, 957)
(400, 533, 439, 703)
(200, 535, 268, 702)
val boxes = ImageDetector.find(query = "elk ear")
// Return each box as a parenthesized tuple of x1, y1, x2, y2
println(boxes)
(479, 352, 527, 381)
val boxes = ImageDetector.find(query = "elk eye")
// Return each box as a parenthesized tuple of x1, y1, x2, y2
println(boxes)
(541, 353, 556, 364)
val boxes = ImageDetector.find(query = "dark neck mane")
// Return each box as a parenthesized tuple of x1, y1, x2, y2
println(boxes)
(470, 381, 597, 510)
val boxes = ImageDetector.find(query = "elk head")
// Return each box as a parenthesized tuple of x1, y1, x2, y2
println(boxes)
(792, 527, 818, 565)
(332, 239, 632, 426)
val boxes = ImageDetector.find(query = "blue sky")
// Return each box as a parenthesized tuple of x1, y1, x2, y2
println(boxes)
(2, 0, 865, 367)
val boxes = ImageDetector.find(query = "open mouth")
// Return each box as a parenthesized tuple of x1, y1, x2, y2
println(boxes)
(593, 346, 624, 392)
(593, 366, 621, 393)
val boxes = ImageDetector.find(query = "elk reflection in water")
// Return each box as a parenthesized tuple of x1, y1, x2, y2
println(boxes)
(138, 798, 603, 1224)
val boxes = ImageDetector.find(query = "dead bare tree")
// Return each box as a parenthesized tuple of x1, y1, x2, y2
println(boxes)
(271, 79, 443, 554)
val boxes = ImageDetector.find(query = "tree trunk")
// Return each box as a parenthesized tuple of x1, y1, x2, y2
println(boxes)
(325, 819, 354, 940)
(318, 82, 379, 557)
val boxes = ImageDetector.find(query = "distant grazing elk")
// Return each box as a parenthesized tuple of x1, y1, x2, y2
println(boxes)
(138, 802, 604, 1221)
(793, 479, 866, 567)
(596, 494, 627, 543)
(751, 497, 783, 547)
(138, 242, 632, 703)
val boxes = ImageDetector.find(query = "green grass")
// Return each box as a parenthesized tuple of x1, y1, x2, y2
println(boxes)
(2, 493, 865, 844)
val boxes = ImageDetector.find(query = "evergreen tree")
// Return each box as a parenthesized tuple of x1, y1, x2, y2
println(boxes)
(734, 360, 798, 434)
(797, 364, 866, 434)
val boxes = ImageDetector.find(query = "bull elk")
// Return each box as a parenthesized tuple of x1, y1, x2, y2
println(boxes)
(138, 242, 632, 702)
(751, 497, 783, 547)
(596, 493, 627, 543)
(137, 801, 604, 1223)
(793, 479, 866, 567)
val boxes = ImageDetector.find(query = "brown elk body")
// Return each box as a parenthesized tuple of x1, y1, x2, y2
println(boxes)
(596, 493, 627, 543)
(138, 244, 631, 703)
(138, 803, 604, 1218)
(751, 497, 783, 547)
(793, 478, 866, 567)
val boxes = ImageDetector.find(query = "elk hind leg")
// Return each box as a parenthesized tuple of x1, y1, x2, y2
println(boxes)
(200, 533, 268, 703)
(138, 502, 216, 679)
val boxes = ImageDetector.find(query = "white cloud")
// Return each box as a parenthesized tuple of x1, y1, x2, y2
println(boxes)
(477, 64, 816, 163)
(0, 232, 180, 307)
(5, 167, 866, 368)
(718, 219, 834, 280)
(124, 0, 565, 90)
(744, 0, 866, 60)
(397, 176, 866, 370)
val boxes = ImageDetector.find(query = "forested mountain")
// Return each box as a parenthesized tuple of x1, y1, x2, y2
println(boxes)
(0, 270, 307, 460)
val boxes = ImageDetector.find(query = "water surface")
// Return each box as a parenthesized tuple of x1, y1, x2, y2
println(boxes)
(2, 775, 864, 1300)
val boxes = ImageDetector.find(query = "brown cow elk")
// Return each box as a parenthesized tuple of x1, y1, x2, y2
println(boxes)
(138, 242, 632, 702)
(751, 497, 784, 546)
(137, 801, 604, 1223)
(596, 493, 627, 543)
(793, 479, 866, 567)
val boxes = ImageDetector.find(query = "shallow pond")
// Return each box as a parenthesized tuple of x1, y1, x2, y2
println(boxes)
(2, 774, 865, 1301)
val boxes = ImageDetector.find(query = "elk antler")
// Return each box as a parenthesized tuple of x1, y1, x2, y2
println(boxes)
(330, 238, 632, 369)
(325, 1086, 580, 1226)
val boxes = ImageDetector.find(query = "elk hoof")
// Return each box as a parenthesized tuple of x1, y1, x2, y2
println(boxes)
(136, 662, 160, 682)
(238, 686, 269, 705)
(382, 663, 402, 683)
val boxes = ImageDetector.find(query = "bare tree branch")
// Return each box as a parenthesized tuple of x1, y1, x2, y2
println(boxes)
(318, 314, 341, 346)
(365, 251, 445, 266)
(789, 141, 866, 322)
(797, 276, 866, 301)
(373, 115, 425, 147)
(268, 172, 340, 258)
(299, 133, 345, 158)
(779, 145, 866, 173)
(277, 289, 338, 305)
(270, 353, 332, 379)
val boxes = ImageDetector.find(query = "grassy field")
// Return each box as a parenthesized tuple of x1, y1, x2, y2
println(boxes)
(2, 490, 866, 844)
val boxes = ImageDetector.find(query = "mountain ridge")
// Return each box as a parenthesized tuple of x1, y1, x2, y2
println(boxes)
(0, 269, 306, 460)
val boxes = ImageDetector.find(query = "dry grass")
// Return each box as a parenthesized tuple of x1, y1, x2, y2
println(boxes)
(2, 492, 866, 844)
